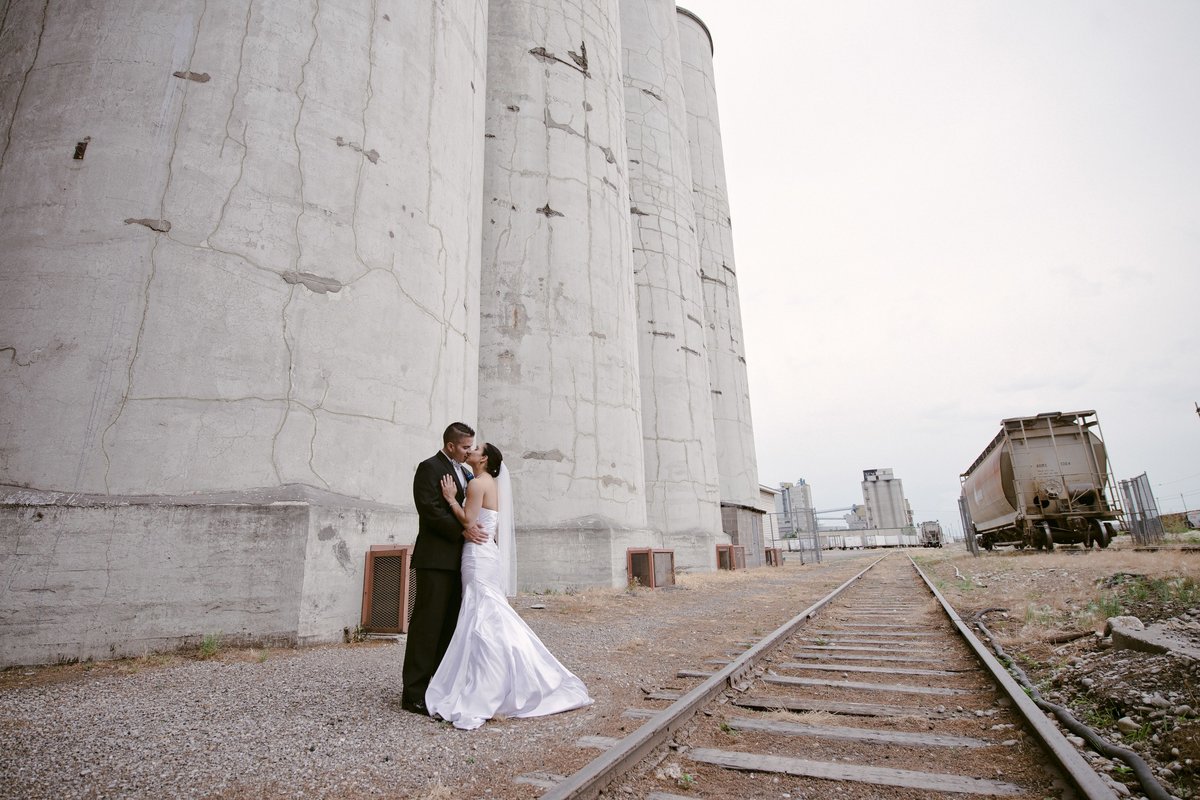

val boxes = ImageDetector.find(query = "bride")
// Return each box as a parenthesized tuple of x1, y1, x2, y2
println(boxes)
(424, 442, 593, 730)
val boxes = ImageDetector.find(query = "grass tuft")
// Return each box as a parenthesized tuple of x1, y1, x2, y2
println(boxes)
(197, 633, 221, 660)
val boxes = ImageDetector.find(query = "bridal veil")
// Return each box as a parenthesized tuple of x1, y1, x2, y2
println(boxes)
(496, 464, 517, 597)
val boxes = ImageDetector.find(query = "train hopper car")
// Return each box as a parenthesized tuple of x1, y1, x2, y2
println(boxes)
(960, 410, 1121, 551)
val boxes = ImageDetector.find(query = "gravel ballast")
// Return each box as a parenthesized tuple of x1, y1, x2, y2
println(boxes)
(1, 555, 867, 799)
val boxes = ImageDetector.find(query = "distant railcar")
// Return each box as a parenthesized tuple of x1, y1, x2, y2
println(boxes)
(960, 410, 1121, 551)
(918, 521, 943, 548)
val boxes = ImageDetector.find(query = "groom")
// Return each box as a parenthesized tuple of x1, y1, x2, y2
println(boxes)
(401, 422, 489, 714)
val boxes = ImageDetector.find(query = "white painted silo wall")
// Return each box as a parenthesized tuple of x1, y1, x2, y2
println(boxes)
(620, 0, 723, 570)
(677, 8, 760, 509)
(480, 0, 650, 589)
(0, 1, 487, 504)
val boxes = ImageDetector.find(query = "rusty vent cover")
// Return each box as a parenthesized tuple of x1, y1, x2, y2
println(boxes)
(627, 547, 675, 588)
(361, 545, 415, 633)
(716, 544, 746, 570)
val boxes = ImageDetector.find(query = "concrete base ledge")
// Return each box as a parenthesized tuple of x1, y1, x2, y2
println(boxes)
(514, 519, 729, 591)
(515, 517, 654, 592)
(0, 487, 415, 667)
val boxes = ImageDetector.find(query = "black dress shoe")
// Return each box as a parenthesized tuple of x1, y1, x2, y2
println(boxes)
(401, 699, 428, 715)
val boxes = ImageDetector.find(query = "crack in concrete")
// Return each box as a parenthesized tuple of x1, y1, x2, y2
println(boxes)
(99, 236, 160, 493)
(97, 4, 205, 493)
(306, 381, 331, 490)
(272, 0, 321, 487)
(424, 2, 451, 433)
(124, 394, 395, 426)
(348, 0, 379, 288)
(209, 118, 248, 245)
(220, 0, 253, 160)
(0, 346, 32, 367)
(0, 0, 49, 174)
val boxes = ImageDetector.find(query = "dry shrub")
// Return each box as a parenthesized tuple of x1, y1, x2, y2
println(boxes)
(421, 783, 455, 800)
(920, 546, 1200, 642)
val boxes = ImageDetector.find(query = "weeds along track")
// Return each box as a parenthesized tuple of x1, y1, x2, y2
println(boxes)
(529, 554, 1120, 800)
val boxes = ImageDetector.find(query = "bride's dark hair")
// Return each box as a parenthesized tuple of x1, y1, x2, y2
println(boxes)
(481, 443, 503, 478)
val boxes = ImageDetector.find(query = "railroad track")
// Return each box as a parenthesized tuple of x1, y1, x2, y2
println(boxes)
(529, 554, 1120, 800)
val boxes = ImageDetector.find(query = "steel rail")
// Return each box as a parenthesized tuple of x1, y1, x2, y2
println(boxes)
(540, 557, 884, 800)
(909, 557, 1119, 800)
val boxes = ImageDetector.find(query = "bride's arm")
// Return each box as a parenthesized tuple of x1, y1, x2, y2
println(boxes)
(440, 475, 484, 527)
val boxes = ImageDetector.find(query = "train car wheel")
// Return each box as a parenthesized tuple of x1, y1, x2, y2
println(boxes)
(1096, 521, 1113, 549)
(1042, 523, 1055, 551)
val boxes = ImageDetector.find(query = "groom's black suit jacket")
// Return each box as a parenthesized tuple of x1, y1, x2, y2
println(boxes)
(411, 451, 467, 571)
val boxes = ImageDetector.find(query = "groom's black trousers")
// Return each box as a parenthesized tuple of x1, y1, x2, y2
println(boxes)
(402, 567, 463, 707)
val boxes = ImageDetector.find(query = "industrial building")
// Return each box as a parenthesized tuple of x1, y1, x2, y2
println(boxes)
(0, 1, 759, 666)
(860, 468, 914, 531)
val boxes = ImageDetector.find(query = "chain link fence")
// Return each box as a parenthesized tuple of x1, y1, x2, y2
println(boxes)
(766, 511, 822, 564)
(1119, 472, 1165, 546)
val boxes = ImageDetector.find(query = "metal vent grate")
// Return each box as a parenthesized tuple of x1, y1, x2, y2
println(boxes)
(361, 545, 414, 633)
(367, 555, 404, 628)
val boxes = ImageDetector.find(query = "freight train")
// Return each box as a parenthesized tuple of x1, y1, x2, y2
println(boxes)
(960, 411, 1121, 551)
(820, 531, 919, 550)
(918, 521, 943, 548)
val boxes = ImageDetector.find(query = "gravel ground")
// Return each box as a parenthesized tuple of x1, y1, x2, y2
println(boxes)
(922, 541, 1200, 799)
(0, 554, 870, 800)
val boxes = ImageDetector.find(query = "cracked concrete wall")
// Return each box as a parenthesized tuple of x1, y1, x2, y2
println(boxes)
(0, 0, 486, 504)
(0, 500, 309, 667)
(0, 488, 410, 667)
(621, 0, 722, 572)
(479, 0, 651, 589)
(678, 9, 760, 511)
(0, 1, 488, 664)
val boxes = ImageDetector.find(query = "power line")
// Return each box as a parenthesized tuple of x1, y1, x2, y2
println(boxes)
(1155, 472, 1200, 487)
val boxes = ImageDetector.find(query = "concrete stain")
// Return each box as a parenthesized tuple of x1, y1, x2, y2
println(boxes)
(333, 540, 352, 571)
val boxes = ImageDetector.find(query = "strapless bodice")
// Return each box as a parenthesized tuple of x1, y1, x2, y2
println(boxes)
(475, 507, 498, 538)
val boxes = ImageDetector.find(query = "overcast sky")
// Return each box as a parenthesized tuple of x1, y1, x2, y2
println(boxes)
(678, 1, 1200, 533)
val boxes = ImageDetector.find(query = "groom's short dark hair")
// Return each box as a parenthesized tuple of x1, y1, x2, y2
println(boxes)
(443, 422, 475, 445)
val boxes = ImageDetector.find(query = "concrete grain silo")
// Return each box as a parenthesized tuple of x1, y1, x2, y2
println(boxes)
(0, 1, 488, 666)
(620, 0, 724, 572)
(479, 0, 651, 590)
(677, 8, 763, 559)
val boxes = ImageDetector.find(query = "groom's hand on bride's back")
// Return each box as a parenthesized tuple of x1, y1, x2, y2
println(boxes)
(464, 523, 488, 545)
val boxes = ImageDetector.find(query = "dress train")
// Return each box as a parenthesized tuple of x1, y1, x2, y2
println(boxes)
(424, 508, 592, 730)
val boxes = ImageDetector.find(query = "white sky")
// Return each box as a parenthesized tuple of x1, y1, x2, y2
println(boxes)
(679, 1, 1200, 532)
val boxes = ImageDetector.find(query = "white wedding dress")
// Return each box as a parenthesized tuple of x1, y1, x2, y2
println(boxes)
(424, 507, 593, 730)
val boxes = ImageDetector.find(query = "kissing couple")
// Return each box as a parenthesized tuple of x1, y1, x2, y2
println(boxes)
(400, 422, 593, 730)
